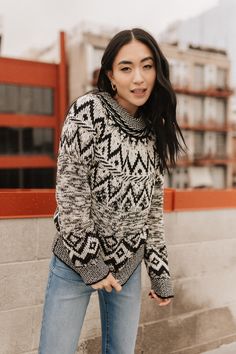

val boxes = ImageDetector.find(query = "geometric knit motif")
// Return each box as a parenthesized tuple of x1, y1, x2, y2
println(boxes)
(52, 91, 174, 299)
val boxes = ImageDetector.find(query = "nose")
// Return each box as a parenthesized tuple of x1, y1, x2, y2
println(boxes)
(132, 68, 144, 84)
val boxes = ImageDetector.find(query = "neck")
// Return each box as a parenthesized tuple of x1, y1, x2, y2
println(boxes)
(114, 94, 137, 117)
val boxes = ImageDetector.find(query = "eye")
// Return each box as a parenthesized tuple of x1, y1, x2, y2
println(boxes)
(143, 64, 153, 70)
(121, 67, 131, 72)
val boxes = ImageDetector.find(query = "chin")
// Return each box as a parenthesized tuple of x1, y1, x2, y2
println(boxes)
(133, 98, 148, 107)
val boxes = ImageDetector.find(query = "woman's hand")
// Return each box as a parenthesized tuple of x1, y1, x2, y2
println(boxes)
(148, 290, 172, 306)
(91, 273, 122, 293)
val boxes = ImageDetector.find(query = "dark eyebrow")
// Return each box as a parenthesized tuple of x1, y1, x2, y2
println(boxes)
(117, 56, 154, 65)
(141, 56, 154, 63)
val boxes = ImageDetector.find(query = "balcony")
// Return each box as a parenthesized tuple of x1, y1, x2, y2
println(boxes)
(175, 153, 236, 167)
(1, 189, 236, 353)
(180, 122, 231, 132)
(193, 153, 233, 166)
(174, 85, 234, 98)
(177, 114, 232, 132)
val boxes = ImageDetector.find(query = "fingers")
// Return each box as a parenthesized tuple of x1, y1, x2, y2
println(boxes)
(91, 274, 122, 293)
(110, 277, 122, 292)
(106, 274, 122, 292)
(148, 290, 172, 306)
(104, 285, 113, 292)
(159, 299, 171, 306)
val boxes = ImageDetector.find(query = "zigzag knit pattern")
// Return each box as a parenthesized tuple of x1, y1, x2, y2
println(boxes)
(52, 91, 174, 298)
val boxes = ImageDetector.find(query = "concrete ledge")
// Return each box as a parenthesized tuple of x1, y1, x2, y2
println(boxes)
(1, 208, 236, 353)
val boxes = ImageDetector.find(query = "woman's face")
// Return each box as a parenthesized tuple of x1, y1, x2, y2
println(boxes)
(107, 39, 156, 116)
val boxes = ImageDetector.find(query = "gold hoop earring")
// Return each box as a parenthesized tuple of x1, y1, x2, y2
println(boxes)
(111, 82, 116, 91)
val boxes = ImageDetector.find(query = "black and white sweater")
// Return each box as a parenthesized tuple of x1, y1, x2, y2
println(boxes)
(52, 91, 174, 299)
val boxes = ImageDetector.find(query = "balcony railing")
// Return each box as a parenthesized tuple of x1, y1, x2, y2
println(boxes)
(179, 122, 231, 132)
(174, 85, 234, 98)
(175, 154, 236, 166)
(1, 188, 236, 219)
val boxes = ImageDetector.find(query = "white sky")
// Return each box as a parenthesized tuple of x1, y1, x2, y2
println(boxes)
(0, 0, 219, 57)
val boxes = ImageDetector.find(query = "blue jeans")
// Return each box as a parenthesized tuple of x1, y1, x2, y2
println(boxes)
(38, 255, 142, 354)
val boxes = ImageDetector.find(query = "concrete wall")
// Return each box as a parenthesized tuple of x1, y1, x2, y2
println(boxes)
(0, 209, 236, 354)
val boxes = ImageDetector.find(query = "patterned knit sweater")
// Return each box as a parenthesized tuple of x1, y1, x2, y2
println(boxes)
(52, 91, 174, 299)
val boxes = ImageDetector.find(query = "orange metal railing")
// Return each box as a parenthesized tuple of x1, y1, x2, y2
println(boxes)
(0, 188, 236, 219)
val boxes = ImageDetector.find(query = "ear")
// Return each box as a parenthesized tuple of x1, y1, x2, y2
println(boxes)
(107, 70, 114, 82)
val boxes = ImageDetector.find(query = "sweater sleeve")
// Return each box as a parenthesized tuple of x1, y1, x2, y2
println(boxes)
(55, 95, 110, 285)
(144, 170, 174, 299)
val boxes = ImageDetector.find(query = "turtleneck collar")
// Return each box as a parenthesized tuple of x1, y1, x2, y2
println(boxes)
(96, 91, 150, 138)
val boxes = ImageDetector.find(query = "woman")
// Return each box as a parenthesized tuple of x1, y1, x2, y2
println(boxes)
(39, 28, 185, 354)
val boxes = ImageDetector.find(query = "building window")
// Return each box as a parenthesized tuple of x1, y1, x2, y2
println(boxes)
(0, 169, 19, 188)
(0, 127, 54, 155)
(0, 84, 54, 115)
(0, 127, 19, 154)
(217, 68, 227, 89)
(23, 168, 55, 188)
(215, 99, 226, 126)
(216, 133, 226, 158)
(194, 132, 204, 158)
(194, 64, 204, 90)
(0, 168, 55, 188)
(193, 97, 204, 125)
(22, 128, 54, 154)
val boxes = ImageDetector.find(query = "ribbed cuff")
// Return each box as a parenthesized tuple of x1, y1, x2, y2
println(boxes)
(151, 277, 174, 299)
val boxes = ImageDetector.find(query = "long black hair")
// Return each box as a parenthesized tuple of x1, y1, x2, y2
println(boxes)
(97, 28, 186, 173)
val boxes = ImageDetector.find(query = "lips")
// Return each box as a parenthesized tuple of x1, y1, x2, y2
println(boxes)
(131, 88, 147, 94)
